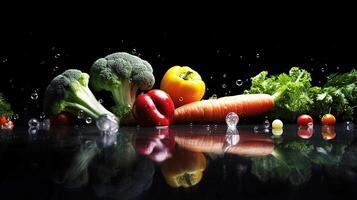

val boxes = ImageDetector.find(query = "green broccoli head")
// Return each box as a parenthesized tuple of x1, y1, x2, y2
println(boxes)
(90, 52, 155, 119)
(44, 69, 115, 120)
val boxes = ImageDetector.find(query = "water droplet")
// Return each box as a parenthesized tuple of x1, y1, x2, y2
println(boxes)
(253, 126, 259, 133)
(210, 94, 218, 99)
(77, 110, 84, 119)
(336, 66, 340, 70)
(226, 112, 239, 127)
(236, 79, 243, 86)
(256, 53, 260, 59)
(98, 99, 103, 104)
(2, 58, 8, 63)
(222, 84, 227, 89)
(223, 74, 227, 78)
(264, 120, 270, 128)
(53, 66, 59, 72)
(28, 118, 40, 127)
(321, 67, 325, 73)
(179, 97, 183, 102)
(28, 126, 39, 135)
(131, 48, 137, 55)
(30, 92, 38, 101)
(54, 53, 61, 59)
(39, 112, 46, 119)
(210, 76, 213, 79)
(86, 117, 92, 124)
(264, 128, 270, 133)
(12, 113, 19, 120)
(346, 121, 353, 131)
(228, 90, 231, 94)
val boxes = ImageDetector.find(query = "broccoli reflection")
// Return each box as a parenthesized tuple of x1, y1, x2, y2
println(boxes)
(52, 129, 155, 200)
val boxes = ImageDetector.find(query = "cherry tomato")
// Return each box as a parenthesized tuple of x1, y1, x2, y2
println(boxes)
(0, 115, 7, 126)
(321, 114, 336, 125)
(50, 113, 71, 126)
(297, 114, 313, 126)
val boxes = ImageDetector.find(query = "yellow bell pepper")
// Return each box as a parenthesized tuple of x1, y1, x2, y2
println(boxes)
(160, 66, 205, 107)
(160, 148, 206, 188)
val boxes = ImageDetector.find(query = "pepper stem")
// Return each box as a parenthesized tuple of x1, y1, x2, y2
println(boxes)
(180, 71, 195, 80)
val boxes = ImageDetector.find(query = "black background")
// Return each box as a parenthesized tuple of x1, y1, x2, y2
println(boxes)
(1, 22, 357, 121)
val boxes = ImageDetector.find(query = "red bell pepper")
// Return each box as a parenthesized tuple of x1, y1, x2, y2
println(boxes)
(133, 89, 175, 126)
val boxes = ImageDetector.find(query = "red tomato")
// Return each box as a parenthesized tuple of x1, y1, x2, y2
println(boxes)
(297, 114, 313, 126)
(321, 114, 336, 125)
(133, 89, 175, 126)
(50, 113, 71, 126)
(0, 115, 7, 126)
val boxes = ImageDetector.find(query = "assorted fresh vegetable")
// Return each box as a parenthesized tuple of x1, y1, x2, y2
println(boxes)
(321, 113, 336, 125)
(173, 94, 275, 124)
(43, 69, 115, 120)
(245, 67, 357, 121)
(297, 114, 313, 126)
(0, 95, 14, 130)
(40, 51, 356, 127)
(90, 52, 155, 122)
(132, 89, 175, 126)
(160, 66, 205, 108)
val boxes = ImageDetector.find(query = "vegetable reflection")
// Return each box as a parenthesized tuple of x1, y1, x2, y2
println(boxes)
(172, 126, 273, 157)
(160, 147, 206, 188)
(51, 128, 155, 200)
(135, 126, 175, 163)
(252, 126, 356, 185)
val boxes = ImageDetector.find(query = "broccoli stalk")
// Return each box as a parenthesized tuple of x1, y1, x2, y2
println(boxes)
(44, 69, 115, 120)
(90, 52, 155, 122)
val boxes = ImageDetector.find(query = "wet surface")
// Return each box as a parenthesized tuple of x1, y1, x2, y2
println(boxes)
(0, 123, 356, 200)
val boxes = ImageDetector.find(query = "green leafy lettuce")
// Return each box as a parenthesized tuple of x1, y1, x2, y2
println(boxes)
(245, 67, 357, 121)
(0, 95, 12, 117)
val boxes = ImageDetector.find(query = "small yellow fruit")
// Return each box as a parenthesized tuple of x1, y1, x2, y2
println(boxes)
(272, 119, 283, 129)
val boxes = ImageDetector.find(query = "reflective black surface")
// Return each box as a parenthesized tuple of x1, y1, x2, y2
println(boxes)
(0, 123, 356, 200)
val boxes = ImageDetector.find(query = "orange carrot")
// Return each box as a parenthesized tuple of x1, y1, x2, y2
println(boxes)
(173, 94, 274, 124)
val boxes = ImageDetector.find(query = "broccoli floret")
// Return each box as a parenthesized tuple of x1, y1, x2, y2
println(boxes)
(90, 52, 155, 120)
(43, 69, 115, 120)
